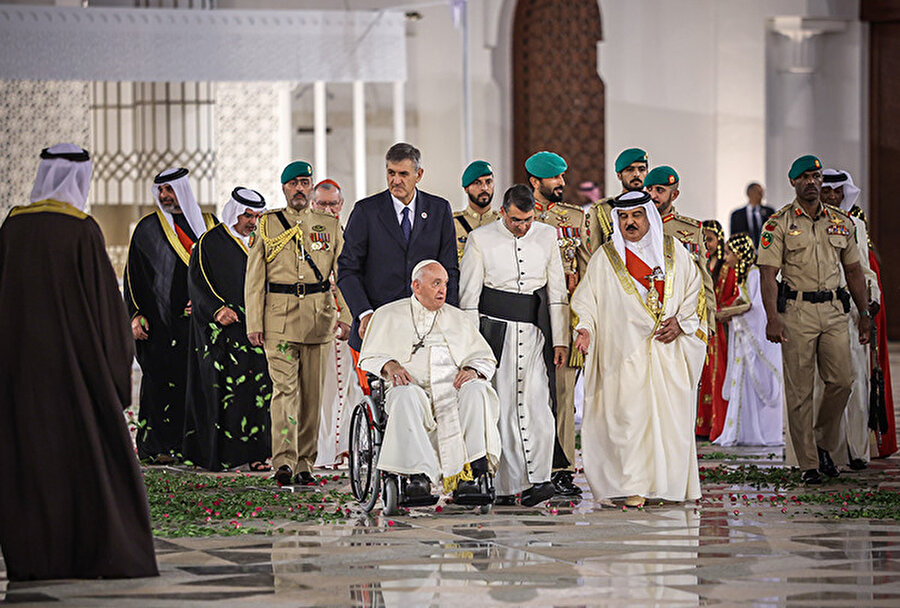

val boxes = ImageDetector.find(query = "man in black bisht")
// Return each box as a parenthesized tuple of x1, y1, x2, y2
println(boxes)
(0, 144, 157, 581)
(124, 167, 217, 462)
(183, 188, 273, 471)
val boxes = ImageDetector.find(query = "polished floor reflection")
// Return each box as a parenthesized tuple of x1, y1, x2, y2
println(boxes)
(2, 350, 900, 606)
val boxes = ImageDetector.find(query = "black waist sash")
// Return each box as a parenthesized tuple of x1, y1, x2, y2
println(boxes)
(478, 285, 570, 470)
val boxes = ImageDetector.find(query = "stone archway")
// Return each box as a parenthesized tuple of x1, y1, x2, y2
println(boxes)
(512, 0, 605, 194)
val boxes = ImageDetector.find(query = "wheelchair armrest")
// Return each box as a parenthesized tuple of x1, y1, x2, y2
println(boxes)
(366, 373, 385, 403)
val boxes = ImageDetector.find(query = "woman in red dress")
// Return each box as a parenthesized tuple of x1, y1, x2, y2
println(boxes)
(696, 220, 743, 440)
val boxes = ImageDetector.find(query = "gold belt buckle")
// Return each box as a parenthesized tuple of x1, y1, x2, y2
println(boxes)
(295, 283, 306, 298)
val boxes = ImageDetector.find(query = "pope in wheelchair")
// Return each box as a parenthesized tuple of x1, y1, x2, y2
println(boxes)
(356, 260, 501, 510)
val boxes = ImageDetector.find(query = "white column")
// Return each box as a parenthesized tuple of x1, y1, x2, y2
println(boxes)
(353, 80, 366, 201)
(313, 80, 327, 179)
(393, 80, 405, 144)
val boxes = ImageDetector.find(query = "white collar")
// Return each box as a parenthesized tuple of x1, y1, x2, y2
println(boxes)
(391, 190, 417, 223)
(410, 293, 438, 334)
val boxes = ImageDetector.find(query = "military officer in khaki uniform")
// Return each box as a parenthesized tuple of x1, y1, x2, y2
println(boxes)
(454, 160, 499, 261)
(758, 154, 871, 485)
(582, 148, 650, 261)
(643, 166, 716, 334)
(525, 151, 584, 497)
(246, 160, 351, 487)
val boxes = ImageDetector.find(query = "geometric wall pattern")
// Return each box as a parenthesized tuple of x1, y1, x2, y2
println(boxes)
(215, 82, 286, 212)
(0, 80, 91, 223)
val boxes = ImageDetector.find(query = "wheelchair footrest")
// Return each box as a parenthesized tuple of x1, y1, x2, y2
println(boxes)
(453, 493, 494, 506)
(400, 494, 440, 508)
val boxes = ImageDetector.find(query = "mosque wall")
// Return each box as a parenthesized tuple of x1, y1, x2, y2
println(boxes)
(0, 80, 90, 222)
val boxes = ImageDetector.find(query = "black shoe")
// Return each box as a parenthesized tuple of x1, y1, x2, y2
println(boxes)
(802, 468, 822, 485)
(405, 474, 432, 499)
(294, 471, 317, 486)
(817, 447, 840, 478)
(551, 471, 583, 496)
(274, 465, 293, 486)
(848, 458, 867, 471)
(494, 494, 517, 506)
(521, 482, 555, 507)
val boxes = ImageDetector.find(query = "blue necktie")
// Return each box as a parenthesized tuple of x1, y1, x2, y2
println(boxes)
(401, 206, 412, 243)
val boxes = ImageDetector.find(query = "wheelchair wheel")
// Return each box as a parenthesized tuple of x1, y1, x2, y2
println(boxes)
(348, 400, 380, 513)
(383, 475, 400, 516)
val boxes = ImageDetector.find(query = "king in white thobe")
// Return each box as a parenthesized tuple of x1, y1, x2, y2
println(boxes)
(571, 221, 706, 502)
(358, 296, 500, 487)
(459, 220, 568, 496)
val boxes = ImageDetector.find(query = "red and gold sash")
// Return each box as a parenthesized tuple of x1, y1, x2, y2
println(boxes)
(625, 248, 664, 305)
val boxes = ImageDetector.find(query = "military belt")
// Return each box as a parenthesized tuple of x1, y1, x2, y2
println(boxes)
(784, 288, 834, 303)
(266, 281, 330, 297)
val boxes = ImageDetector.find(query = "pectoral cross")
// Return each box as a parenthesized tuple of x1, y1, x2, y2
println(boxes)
(411, 338, 426, 355)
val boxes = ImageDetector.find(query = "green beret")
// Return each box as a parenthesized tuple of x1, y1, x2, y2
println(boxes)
(461, 160, 493, 188)
(525, 151, 567, 179)
(280, 160, 313, 184)
(644, 165, 680, 188)
(788, 154, 822, 180)
(615, 148, 649, 173)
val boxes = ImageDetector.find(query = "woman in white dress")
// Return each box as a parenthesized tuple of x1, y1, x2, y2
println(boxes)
(714, 233, 784, 447)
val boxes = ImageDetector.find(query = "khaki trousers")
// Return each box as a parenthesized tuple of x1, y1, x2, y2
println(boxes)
(265, 339, 329, 473)
(781, 300, 852, 471)
(554, 363, 578, 473)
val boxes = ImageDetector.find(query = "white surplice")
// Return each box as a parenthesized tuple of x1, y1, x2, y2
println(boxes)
(715, 267, 784, 447)
(358, 297, 500, 485)
(571, 237, 706, 501)
(315, 338, 362, 467)
(459, 220, 568, 495)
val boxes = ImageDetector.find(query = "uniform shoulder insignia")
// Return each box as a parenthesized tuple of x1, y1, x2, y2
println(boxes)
(557, 201, 583, 212)
(824, 204, 850, 219)
(775, 203, 793, 215)
(673, 212, 701, 228)
(453, 210, 465, 217)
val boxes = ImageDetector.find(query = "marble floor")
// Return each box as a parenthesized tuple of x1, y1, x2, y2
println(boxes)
(3, 350, 900, 606)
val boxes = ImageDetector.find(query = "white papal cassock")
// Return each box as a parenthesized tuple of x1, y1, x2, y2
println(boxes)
(358, 297, 500, 487)
(459, 220, 568, 496)
(571, 236, 706, 502)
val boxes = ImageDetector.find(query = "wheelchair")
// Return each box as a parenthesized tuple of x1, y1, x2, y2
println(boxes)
(348, 373, 495, 516)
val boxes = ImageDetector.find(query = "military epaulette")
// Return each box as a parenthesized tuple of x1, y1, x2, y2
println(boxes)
(309, 207, 337, 221)
(775, 202, 794, 215)
(824, 203, 851, 219)
(556, 201, 584, 212)
(672, 212, 701, 228)
(453, 209, 465, 216)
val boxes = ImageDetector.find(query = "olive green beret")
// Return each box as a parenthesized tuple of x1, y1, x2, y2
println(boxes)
(644, 165, 680, 188)
(615, 148, 648, 173)
(525, 151, 567, 179)
(461, 160, 493, 188)
(788, 154, 822, 180)
(280, 160, 313, 184)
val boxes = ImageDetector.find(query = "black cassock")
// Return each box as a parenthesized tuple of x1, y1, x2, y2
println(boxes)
(0, 202, 157, 581)
(183, 223, 272, 471)
(124, 210, 215, 459)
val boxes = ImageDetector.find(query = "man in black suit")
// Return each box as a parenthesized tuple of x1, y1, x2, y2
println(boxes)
(729, 182, 775, 248)
(338, 142, 459, 353)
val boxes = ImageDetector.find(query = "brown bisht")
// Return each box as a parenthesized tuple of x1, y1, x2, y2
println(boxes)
(0, 201, 158, 581)
(183, 223, 272, 471)
(123, 210, 215, 460)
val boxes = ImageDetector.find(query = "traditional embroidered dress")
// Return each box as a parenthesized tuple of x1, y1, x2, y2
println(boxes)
(572, 195, 706, 501)
(696, 263, 741, 439)
(359, 296, 500, 489)
(715, 266, 784, 446)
